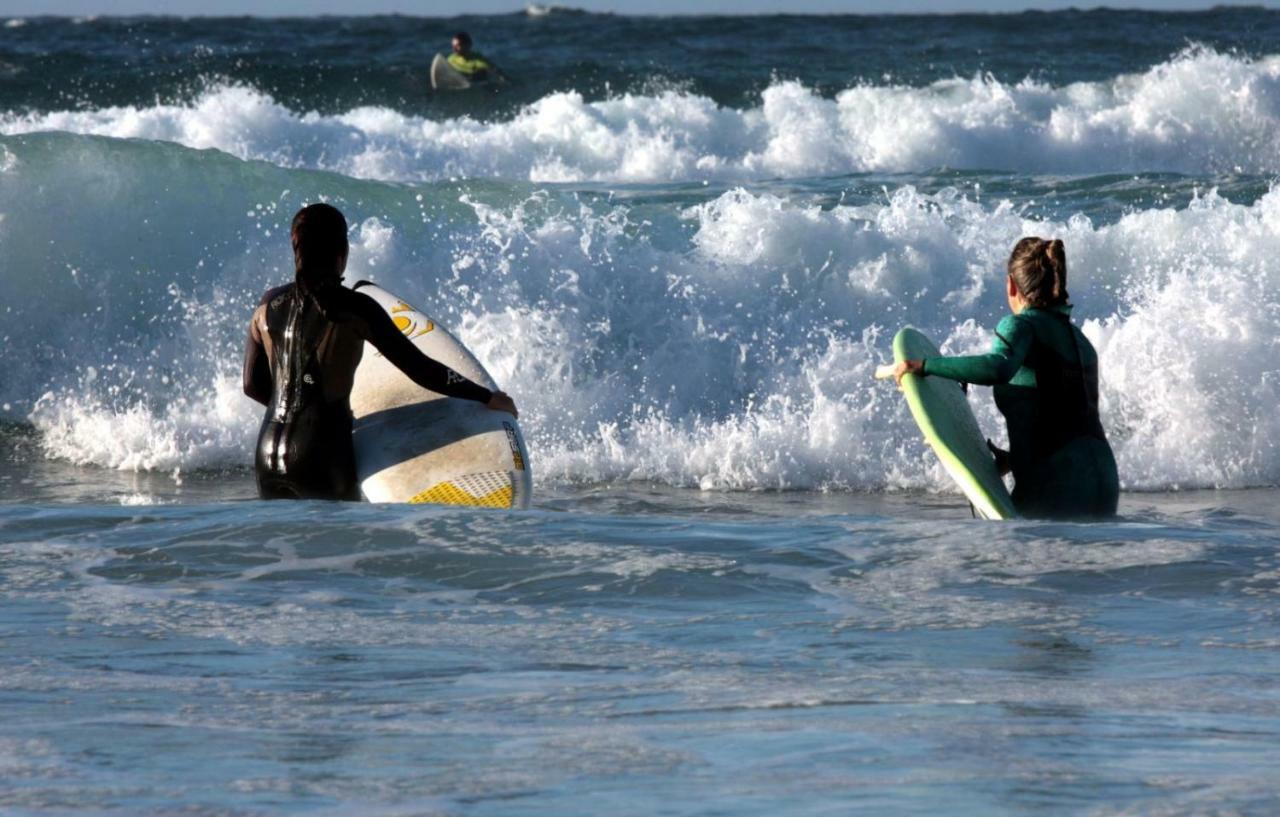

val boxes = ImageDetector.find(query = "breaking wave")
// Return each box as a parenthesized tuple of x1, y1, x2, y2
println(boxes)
(5, 48, 1280, 182)
(2, 131, 1277, 491)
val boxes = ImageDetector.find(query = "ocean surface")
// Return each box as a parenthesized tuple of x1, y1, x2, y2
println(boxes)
(3, 7, 1280, 815)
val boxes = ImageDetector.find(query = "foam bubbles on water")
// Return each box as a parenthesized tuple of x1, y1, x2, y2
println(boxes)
(30, 372, 258, 473)
(1085, 194, 1280, 489)
(511, 184, 1280, 492)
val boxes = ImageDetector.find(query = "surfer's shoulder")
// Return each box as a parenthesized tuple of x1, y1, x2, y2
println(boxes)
(260, 283, 293, 310)
(997, 312, 1026, 329)
(992, 312, 1035, 352)
(251, 285, 292, 337)
(995, 312, 1031, 336)
(312, 285, 384, 335)
(331, 285, 382, 317)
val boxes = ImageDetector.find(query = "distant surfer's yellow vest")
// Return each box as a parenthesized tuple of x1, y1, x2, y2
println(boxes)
(447, 52, 492, 76)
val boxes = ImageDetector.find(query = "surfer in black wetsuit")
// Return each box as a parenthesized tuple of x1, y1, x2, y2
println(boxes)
(243, 203, 517, 500)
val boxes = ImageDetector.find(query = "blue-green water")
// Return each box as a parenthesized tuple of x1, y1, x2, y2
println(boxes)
(3, 8, 1280, 815)
(4, 474, 1280, 815)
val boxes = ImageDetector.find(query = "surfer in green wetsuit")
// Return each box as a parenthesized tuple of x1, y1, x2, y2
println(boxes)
(447, 31, 504, 83)
(891, 237, 1119, 519)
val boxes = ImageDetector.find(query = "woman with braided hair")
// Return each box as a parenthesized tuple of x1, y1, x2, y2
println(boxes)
(891, 237, 1119, 519)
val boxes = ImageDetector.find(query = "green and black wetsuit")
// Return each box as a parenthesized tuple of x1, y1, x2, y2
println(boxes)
(921, 305, 1119, 519)
(447, 52, 497, 81)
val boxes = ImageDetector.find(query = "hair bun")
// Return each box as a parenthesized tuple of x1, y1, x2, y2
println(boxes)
(1008, 236, 1069, 307)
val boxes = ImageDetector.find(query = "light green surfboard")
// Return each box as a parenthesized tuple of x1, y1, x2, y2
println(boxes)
(889, 327, 1018, 520)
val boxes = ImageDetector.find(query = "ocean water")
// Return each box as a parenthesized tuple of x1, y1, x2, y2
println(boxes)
(2, 8, 1280, 815)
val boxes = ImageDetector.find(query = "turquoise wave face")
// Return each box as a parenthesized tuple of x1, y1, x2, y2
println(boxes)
(2, 131, 1278, 491)
(4, 13, 1279, 491)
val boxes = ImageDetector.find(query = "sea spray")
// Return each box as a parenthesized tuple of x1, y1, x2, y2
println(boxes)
(3, 132, 1279, 491)
(6, 48, 1280, 182)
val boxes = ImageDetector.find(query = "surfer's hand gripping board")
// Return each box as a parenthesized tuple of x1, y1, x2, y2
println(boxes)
(875, 359, 925, 386)
(876, 328, 1018, 520)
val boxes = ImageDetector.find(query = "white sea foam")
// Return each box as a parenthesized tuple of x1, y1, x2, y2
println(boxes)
(5, 48, 1280, 181)
(1, 131, 1278, 492)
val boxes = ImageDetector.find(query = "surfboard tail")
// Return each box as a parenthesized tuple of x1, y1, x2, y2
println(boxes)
(409, 470, 525, 509)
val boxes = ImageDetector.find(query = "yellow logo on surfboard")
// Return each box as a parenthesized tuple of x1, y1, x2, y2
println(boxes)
(390, 302, 435, 339)
(409, 471, 515, 508)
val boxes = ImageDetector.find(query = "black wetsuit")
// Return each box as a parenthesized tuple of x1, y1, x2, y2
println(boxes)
(244, 283, 492, 501)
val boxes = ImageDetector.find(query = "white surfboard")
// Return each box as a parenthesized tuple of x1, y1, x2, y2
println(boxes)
(430, 54, 472, 90)
(349, 282, 531, 509)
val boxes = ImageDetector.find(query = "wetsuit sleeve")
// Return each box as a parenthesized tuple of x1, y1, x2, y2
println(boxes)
(344, 290, 494, 404)
(920, 315, 1033, 385)
(242, 303, 271, 405)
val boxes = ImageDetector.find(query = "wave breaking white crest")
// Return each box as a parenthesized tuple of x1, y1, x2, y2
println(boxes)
(4, 47, 1280, 182)
(2, 133, 1279, 492)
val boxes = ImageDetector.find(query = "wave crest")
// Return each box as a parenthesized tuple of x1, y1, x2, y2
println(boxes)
(4, 47, 1280, 182)
(2, 132, 1278, 490)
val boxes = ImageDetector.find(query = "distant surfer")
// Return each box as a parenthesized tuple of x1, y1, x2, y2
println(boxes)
(445, 31, 504, 84)
(243, 203, 518, 501)
(891, 238, 1119, 519)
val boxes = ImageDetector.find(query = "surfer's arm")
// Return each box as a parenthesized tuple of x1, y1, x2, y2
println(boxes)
(242, 303, 271, 405)
(473, 54, 505, 81)
(920, 315, 1032, 385)
(345, 291, 494, 403)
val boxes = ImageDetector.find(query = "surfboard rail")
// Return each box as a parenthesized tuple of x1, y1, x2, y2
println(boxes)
(430, 53, 473, 91)
(890, 327, 1018, 520)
